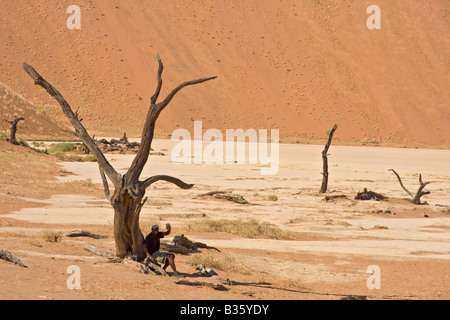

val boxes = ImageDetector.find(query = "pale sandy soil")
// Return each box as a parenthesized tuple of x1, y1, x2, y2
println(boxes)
(1, 140, 449, 300)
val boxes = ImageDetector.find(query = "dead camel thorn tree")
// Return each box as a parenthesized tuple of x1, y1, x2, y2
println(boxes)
(389, 169, 431, 204)
(319, 124, 338, 193)
(4, 117, 25, 145)
(23, 56, 217, 261)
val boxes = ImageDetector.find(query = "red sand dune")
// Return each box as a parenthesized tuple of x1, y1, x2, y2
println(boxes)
(1, 0, 449, 147)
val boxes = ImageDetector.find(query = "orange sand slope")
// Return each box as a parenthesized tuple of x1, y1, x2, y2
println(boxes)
(1, 0, 449, 147)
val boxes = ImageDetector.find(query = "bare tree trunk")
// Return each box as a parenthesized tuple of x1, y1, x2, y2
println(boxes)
(23, 56, 216, 261)
(319, 124, 338, 193)
(5, 117, 25, 145)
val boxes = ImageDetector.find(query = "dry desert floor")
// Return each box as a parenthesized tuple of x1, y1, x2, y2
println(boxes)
(0, 139, 449, 300)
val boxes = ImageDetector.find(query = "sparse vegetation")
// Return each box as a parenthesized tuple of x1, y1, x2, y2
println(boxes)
(186, 252, 249, 273)
(48, 142, 75, 154)
(186, 218, 296, 240)
(28, 236, 44, 247)
(47, 142, 96, 162)
(41, 230, 62, 243)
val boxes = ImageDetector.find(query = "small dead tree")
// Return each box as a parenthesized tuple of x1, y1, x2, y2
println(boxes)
(389, 169, 431, 204)
(319, 124, 338, 193)
(4, 117, 25, 145)
(23, 56, 216, 260)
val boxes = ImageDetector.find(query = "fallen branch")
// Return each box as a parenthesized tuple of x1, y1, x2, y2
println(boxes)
(175, 280, 229, 291)
(94, 257, 123, 264)
(172, 234, 221, 252)
(195, 191, 248, 204)
(143, 257, 169, 276)
(123, 256, 157, 275)
(160, 243, 191, 255)
(82, 244, 116, 257)
(215, 193, 248, 204)
(66, 230, 111, 239)
(192, 242, 221, 252)
(341, 295, 367, 300)
(389, 169, 413, 197)
(196, 191, 228, 197)
(324, 194, 349, 202)
(0, 250, 27, 268)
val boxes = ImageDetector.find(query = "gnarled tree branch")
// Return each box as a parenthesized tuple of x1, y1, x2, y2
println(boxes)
(389, 169, 413, 198)
(140, 175, 194, 191)
(389, 169, 431, 204)
(126, 57, 216, 182)
(412, 174, 431, 204)
(22, 63, 121, 186)
(150, 54, 163, 105)
(99, 166, 111, 202)
(157, 76, 218, 114)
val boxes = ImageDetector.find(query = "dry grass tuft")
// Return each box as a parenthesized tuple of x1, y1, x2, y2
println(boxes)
(185, 218, 296, 240)
(41, 230, 62, 242)
(186, 252, 250, 273)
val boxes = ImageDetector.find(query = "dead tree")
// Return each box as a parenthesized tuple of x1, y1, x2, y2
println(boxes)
(389, 169, 431, 204)
(4, 117, 25, 145)
(120, 132, 129, 144)
(23, 56, 216, 260)
(319, 124, 338, 193)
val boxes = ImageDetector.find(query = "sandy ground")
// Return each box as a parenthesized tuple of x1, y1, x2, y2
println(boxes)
(0, 139, 449, 300)
(1, 1, 449, 147)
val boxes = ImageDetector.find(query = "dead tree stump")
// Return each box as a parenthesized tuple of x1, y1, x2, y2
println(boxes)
(4, 117, 25, 145)
(319, 124, 338, 193)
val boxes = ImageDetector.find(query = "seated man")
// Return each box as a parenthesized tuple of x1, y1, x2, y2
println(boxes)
(143, 223, 182, 277)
